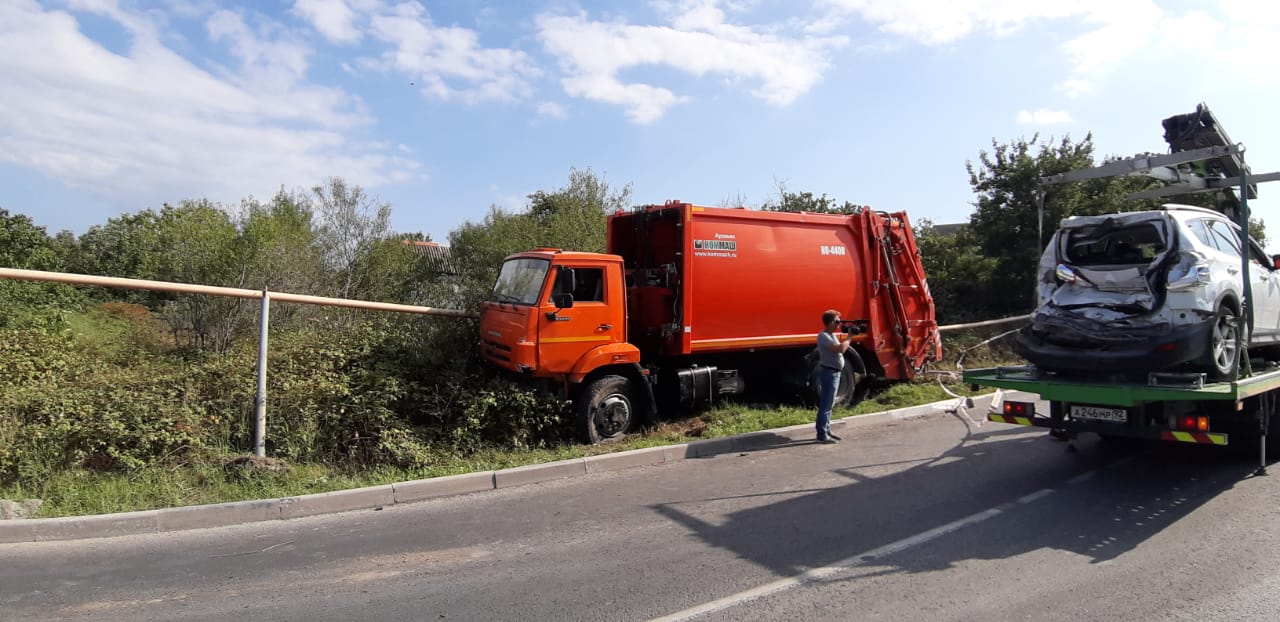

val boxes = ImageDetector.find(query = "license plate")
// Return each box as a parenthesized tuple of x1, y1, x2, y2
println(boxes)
(1071, 405, 1127, 423)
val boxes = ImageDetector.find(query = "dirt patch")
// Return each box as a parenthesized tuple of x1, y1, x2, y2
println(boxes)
(224, 455, 290, 475)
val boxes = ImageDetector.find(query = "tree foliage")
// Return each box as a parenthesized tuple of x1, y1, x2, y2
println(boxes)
(449, 167, 631, 310)
(310, 177, 393, 300)
(0, 208, 85, 326)
(761, 181, 866, 214)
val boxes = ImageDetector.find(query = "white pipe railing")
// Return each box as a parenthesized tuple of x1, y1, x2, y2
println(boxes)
(938, 314, 1029, 332)
(0, 267, 476, 457)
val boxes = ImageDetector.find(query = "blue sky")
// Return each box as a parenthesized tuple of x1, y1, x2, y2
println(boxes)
(3, 0, 1280, 250)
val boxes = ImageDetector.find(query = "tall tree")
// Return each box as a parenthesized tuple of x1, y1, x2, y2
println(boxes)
(71, 210, 167, 306)
(236, 189, 325, 293)
(310, 177, 392, 300)
(0, 208, 84, 325)
(155, 200, 242, 351)
(232, 189, 328, 329)
(448, 167, 633, 311)
(913, 219, 999, 325)
(965, 134, 1102, 316)
(524, 166, 632, 253)
(761, 186, 865, 214)
(0, 208, 59, 270)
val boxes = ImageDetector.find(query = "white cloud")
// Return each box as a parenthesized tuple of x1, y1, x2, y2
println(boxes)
(1157, 11, 1224, 50)
(0, 1, 418, 210)
(1017, 109, 1073, 125)
(207, 10, 309, 84)
(293, 0, 362, 45)
(1058, 79, 1093, 98)
(1059, 2, 1162, 76)
(536, 2, 846, 124)
(66, 0, 159, 38)
(360, 1, 539, 104)
(817, 0, 1171, 90)
(536, 102, 567, 119)
(289, 0, 541, 104)
(816, 0, 1094, 45)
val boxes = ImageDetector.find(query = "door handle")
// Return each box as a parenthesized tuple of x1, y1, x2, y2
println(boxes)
(597, 324, 613, 330)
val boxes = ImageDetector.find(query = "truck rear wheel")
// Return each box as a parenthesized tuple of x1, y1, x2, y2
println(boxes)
(805, 350, 868, 408)
(576, 375, 635, 444)
(844, 350, 870, 406)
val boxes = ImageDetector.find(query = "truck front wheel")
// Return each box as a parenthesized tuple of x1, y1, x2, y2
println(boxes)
(576, 375, 635, 444)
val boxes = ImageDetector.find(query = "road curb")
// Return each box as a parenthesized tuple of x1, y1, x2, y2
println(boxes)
(393, 471, 496, 504)
(0, 394, 993, 544)
(495, 458, 588, 488)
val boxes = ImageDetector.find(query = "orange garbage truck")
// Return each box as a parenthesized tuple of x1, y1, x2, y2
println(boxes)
(480, 201, 942, 442)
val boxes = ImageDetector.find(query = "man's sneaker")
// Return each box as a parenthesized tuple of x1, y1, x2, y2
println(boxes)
(817, 436, 838, 444)
(827, 432, 843, 441)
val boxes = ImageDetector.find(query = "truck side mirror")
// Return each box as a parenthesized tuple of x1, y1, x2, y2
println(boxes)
(553, 293, 574, 309)
(1272, 254, 1280, 269)
(557, 267, 577, 296)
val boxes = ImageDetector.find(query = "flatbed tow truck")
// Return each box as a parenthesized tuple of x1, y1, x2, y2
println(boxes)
(963, 103, 1280, 474)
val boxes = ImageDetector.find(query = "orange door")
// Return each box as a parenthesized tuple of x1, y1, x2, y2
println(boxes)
(538, 264, 623, 375)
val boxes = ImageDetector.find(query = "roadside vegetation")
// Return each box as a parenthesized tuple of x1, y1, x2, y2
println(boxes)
(1, 133, 1250, 518)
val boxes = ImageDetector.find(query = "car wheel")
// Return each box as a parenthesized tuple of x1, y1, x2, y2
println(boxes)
(1208, 303, 1241, 380)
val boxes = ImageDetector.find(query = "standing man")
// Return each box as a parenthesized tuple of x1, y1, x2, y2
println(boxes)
(816, 309, 850, 443)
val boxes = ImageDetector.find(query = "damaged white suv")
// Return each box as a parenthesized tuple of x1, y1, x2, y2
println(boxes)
(1015, 204, 1280, 380)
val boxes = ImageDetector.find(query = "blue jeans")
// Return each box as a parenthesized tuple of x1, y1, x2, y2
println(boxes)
(816, 368, 841, 438)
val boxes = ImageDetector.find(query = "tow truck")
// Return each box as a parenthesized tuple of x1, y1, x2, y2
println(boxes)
(963, 103, 1280, 474)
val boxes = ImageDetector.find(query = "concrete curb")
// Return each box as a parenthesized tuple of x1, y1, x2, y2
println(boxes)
(0, 394, 993, 544)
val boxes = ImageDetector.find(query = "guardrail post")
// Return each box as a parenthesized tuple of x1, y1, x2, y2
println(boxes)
(254, 289, 271, 458)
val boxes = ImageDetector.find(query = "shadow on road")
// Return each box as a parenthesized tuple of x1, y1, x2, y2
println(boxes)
(650, 424, 1259, 581)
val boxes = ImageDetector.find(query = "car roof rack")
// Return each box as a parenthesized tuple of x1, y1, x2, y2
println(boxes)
(1159, 204, 1228, 217)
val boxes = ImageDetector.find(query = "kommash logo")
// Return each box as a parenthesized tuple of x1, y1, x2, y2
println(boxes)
(693, 233, 738, 258)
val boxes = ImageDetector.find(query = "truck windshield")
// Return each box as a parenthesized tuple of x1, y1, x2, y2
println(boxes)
(491, 258, 550, 305)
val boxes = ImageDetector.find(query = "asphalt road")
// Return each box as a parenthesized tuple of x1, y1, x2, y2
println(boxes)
(5, 405, 1280, 622)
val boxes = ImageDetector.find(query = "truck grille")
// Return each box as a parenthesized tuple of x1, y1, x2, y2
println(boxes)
(482, 339, 512, 363)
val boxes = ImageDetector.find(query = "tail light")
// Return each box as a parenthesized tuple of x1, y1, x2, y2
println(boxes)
(1166, 251, 1211, 291)
(1055, 264, 1078, 284)
(1004, 401, 1033, 417)
(1176, 415, 1210, 432)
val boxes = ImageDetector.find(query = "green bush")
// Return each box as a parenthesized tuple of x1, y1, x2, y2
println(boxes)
(0, 308, 584, 488)
(0, 368, 208, 481)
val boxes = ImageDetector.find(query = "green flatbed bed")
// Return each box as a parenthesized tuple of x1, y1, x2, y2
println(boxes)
(963, 366, 1280, 407)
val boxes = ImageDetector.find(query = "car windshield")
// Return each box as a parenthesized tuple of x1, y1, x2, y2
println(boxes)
(491, 258, 550, 305)
(1063, 222, 1166, 266)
